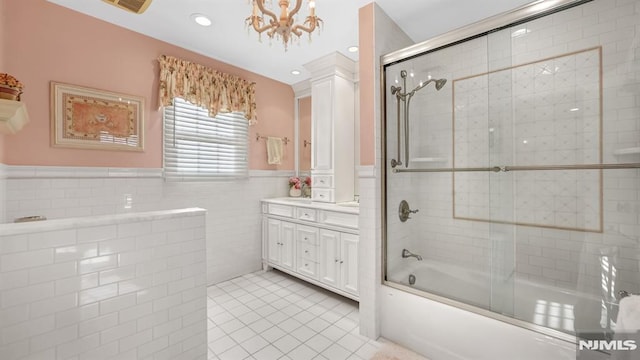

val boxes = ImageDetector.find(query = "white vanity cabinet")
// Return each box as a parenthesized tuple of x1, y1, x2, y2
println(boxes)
(318, 230, 359, 297)
(262, 198, 359, 301)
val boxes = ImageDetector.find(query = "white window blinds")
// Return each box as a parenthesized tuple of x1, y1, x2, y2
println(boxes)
(163, 98, 249, 180)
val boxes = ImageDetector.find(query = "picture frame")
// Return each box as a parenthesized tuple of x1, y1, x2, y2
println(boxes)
(51, 81, 144, 151)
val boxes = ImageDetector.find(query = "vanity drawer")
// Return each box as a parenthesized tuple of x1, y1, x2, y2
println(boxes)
(296, 224, 318, 245)
(297, 260, 318, 280)
(296, 208, 317, 222)
(313, 175, 333, 188)
(312, 188, 334, 203)
(319, 210, 358, 229)
(268, 203, 293, 218)
(297, 242, 318, 262)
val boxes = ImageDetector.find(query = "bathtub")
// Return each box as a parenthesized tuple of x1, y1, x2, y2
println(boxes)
(382, 260, 611, 360)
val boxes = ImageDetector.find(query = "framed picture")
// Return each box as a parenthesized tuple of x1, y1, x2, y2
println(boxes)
(51, 82, 144, 151)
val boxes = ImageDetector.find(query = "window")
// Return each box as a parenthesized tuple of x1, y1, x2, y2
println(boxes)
(163, 98, 249, 180)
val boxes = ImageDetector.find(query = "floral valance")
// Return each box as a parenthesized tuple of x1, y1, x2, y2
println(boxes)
(158, 55, 257, 121)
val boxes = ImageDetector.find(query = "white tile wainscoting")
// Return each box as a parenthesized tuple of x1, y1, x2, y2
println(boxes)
(0, 208, 208, 359)
(0, 166, 291, 285)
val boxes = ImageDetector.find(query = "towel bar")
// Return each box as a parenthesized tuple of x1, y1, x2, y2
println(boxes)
(255, 133, 289, 145)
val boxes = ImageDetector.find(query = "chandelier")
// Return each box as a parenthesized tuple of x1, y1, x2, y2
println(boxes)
(246, 0, 323, 50)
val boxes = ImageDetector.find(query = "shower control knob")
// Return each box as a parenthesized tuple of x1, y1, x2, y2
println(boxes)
(399, 200, 419, 222)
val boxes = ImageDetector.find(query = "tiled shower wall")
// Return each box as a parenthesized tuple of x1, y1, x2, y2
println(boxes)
(385, 0, 640, 303)
(1, 167, 289, 285)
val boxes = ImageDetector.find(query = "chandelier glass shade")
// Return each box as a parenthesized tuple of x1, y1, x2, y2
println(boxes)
(246, 0, 322, 50)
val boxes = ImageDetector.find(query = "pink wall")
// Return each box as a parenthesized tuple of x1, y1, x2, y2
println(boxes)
(0, 0, 6, 163)
(359, 4, 375, 166)
(3, 0, 294, 170)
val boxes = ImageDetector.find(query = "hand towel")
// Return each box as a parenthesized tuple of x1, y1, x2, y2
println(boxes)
(617, 295, 640, 331)
(610, 295, 640, 360)
(267, 137, 283, 165)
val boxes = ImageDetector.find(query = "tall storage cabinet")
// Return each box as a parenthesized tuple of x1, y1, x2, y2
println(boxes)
(305, 53, 356, 203)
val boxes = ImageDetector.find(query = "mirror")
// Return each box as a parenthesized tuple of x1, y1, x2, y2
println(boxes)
(298, 96, 312, 175)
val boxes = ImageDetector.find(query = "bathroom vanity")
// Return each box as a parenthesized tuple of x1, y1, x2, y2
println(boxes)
(261, 198, 359, 301)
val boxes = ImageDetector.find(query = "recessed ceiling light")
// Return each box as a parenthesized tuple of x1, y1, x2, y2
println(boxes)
(569, 107, 580, 112)
(347, 46, 358, 53)
(291, 70, 301, 75)
(191, 13, 212, 27)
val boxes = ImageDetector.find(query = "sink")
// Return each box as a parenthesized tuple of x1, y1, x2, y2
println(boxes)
(337, 201, 359, 208)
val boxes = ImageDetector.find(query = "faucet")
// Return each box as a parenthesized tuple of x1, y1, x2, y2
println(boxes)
(402, 249, 423, 261)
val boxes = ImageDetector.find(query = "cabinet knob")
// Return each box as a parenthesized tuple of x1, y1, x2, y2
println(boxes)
(305, 250, 309, 254)
(320, 180, 325, 184)
(340, 260, 344, 264)
(304, 237, 308, 240)
(305, 263, 308, 267)
(304, 213, 309, 217)
(335, 259, 339, 263)
(320, 194, 325, 198)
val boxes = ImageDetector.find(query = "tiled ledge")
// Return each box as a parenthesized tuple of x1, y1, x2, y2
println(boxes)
(2, 165, 293, 179)
(0, 207, 206, 236)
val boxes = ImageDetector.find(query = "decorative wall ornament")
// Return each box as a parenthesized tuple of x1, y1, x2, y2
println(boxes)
(51, 82, 144, 151)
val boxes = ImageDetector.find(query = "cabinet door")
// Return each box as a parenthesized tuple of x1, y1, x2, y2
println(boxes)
(311, 80, 334, 172)
(280, 222, 296, 271)
(267, 219, 281, 265)
(340, 233, 359, 296)
(319, 229, 340, 287)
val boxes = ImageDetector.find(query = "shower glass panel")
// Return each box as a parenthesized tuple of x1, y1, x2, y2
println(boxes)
(383, 0, 640, 343)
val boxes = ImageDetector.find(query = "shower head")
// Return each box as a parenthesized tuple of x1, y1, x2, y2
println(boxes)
(434, 78, 447, 90)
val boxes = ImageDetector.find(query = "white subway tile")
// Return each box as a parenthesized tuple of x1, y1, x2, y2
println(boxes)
(0, 270, 29, 291)
(137, 285, 168, 305)
(79, 283, 118, 306)
(30, 293, 78, 318)
(137, 336, 169, 358)
(118, 275, 153, 295)
(118, 221, 152, 238)
(99, 320, 136, 345)
(28, 324, 78, 353)
(1, 249, 53, 272)
(78, 313, 118, 337)
(55, 303, 99, 329)
(76, 341, 119, 360)
(54, 243, 98, 262)
(79, 255, 118, 275)
(77, 225, 117, 243)
(119, 302, 153, 324)
(0, 304, 29, 327)
(55, 273, 99, 296)
(0, 339, 29, 359)
(55, 333, 99, 359)
(137, 309, 169, 331)
(28, 261, 77, 285)
(98, 237, 136, 256)
(1, 282, 55, 309)
(98, 293, 136, 315)
(119, 328, 153, 352)
(1, 314, 54, 345)
(27, 229, 77, 250)
(0, 234, 28, 253)
(99, 265, 135, 286)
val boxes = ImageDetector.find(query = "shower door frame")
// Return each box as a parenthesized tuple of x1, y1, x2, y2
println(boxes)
(380, 0, 602, 345)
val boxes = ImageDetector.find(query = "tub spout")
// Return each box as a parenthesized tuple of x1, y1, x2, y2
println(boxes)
(402, 248, 423, 261)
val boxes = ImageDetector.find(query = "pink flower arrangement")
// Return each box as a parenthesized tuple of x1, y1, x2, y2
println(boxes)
(289, 176, 311, 190)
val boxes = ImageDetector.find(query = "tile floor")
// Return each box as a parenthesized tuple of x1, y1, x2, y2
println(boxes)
(207, 270, 383, 360)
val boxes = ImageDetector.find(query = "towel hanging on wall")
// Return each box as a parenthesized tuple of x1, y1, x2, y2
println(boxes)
(267, 137, 283, 165)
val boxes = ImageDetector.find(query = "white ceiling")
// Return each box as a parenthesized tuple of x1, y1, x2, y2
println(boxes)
(47, 0, 534, 85)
